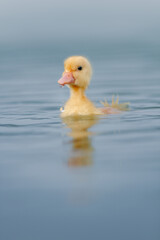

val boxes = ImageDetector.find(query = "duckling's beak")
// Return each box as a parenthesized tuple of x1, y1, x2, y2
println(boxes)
(58, 72, 75, 86)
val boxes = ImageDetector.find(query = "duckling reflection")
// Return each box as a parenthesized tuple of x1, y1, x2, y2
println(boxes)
(62, 116, 98, 167)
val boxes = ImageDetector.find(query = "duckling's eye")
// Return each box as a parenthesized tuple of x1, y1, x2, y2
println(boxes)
(77, 66, 82, 71)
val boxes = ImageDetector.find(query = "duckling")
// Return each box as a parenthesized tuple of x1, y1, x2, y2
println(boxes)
(58, 56, 129, 117)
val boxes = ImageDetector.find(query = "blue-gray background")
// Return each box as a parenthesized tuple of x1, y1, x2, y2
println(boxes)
(0, 1, 160, 240)
(0, 0, 160, 44)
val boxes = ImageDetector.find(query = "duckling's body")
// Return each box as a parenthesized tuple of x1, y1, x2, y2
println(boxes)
(61, 86, 101, 117)
(58, 56, 128, 117)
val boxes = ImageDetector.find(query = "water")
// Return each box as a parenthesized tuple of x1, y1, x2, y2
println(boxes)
(0, 41, 160, 240)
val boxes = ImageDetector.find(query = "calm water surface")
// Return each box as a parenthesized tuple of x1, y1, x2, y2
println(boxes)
(0, 42, 160, 240)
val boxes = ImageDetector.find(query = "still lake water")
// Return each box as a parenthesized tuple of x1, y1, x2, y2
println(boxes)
(0, 41, 160, 240)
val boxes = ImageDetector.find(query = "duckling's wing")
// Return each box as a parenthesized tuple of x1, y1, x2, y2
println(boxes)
(100, 96, 129, 111)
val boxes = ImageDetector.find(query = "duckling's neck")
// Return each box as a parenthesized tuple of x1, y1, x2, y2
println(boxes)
(70, 86, 86, 99)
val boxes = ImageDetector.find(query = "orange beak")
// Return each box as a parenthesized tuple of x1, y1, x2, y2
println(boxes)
(58, 72, 75, 86)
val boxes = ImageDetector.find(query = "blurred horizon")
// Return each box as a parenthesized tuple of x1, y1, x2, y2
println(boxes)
(0, 0, 160, 47)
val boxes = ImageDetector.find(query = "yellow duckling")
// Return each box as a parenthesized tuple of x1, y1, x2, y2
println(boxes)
(58, 56, 129, 117)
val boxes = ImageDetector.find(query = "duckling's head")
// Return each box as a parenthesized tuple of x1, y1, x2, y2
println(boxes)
(58, 56, 92, 89)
